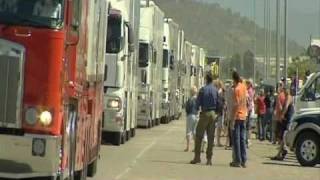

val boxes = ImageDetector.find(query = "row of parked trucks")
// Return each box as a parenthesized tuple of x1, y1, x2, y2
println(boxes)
(0, 0, 206, 179)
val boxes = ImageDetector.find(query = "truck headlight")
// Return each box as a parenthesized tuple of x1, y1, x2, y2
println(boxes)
(107, 97, 121, 111)
(39, 111, 53, 126)
(25, 108, 38, 125)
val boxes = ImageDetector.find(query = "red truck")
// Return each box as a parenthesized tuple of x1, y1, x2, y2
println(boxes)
(0, 0, 108, 179)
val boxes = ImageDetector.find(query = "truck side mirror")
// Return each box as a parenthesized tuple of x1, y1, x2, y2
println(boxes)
(126, 22, 135, 53)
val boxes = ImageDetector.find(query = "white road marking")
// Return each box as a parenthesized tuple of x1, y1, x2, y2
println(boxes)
(115, 127, 173, 180)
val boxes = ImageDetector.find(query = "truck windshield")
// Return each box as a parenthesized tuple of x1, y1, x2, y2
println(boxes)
(0, 0, 64, 28)
(106, 15, 122, 53)
(139, 43, 149, 67)
(163, 49, 169, 68)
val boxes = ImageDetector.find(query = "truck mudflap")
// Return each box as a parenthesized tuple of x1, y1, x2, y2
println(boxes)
(0, 134, 62, 179)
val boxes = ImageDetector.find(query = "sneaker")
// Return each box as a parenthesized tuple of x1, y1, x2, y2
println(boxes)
(241, 163, 247, 168)
(270, 156, 284, 161)
(229, 162, 241, 167)
(190, 159, 201, 164)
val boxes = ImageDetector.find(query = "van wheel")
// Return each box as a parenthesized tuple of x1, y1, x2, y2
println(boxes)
(295, 132, 320, 167)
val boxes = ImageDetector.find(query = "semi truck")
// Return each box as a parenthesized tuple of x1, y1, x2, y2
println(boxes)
(0, 0, 108, 179)
(199, 48, 206, 86)
(191, 45, 199, 89)
(183, 41, 194, 104)
(164, 18, 180, 121)
(137, 0, 164, 128)
(103, 0, 138, 145)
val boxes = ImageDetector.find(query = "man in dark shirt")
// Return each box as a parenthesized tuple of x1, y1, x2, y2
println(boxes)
(190, 73, 219, 166)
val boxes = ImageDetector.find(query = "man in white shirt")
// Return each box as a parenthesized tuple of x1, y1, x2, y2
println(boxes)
(33, 0, 61, 18)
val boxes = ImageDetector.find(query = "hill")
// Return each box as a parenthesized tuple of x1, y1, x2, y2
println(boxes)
(154, 0, 305, 57)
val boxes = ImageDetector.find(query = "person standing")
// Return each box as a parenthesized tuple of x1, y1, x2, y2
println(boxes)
(190, 73, 219, 166)
(215, 80, 226, 147)
(273, 82, 286, 145)
(245, 79, 255, 147)
(271, 87, 294, 160)
(184, 86, 199, 152)
(256, 89, 266, 141)
(225, 83, 235, 149)
(264, 89, 274, 142)
(230, 71, 248, 168)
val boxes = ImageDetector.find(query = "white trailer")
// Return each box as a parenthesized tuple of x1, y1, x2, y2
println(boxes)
(164, 18, 180, 121)
(103, 0, 137, 145)
(138, 1, 164, 128)
(161, 19, 171, 123)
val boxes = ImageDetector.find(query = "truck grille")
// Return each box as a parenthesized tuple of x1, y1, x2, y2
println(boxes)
(0, 39, 25, 128)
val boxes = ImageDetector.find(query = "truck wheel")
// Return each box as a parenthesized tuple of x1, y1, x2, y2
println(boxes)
(131, 128, 136, 137)
(113, 132, 121, 146)
(295, 132, 320, 167)
(126, 130, 131, 141)
(87, 158, 98, 177)
(121, 132, 126, 144)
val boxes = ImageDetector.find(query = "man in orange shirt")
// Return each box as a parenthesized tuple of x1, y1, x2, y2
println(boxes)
(230, 71, 248, 168)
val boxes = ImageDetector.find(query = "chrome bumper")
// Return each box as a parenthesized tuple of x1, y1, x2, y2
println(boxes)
(0, 134, 61, 179)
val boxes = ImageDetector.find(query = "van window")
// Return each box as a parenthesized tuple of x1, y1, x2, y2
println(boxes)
(304, 77, 320, 101)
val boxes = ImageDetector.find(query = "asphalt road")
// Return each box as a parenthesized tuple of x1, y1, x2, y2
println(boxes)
(89, 117, 320, 180)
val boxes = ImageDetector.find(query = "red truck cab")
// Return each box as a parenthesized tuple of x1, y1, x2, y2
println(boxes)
(0, 0, 108, 179)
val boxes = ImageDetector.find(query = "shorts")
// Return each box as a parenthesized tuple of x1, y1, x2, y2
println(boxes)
(216, 114, 224, 128)
(276, 120, 288, 140)
(186, 114, 198, 137)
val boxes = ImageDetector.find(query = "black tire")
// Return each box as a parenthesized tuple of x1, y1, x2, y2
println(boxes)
(121, 132, 126, 144)
(147, 120, 151, 128)
(74, 167, 87, 180)
(113, 132, 121, 146)
(126, 130, 131, 141)
(295, 132, 320, 167)
(131, 128, 136, 137)
(87, 158, 98, 177)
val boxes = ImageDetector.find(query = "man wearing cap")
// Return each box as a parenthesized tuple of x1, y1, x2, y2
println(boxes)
(190, 73, 219, 166)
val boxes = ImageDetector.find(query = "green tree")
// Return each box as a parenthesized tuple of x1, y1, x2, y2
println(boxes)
(288, 57, 318, 79)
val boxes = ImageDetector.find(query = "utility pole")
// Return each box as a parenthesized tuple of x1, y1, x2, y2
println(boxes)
(264, 0, 267, 80)
(284, 0, 288, 83)
(276, 0, 280, 83)
(253, 0, 256, 83)
(267, 0, 271, 81)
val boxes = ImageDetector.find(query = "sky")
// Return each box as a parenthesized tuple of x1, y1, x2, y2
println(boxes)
(196, 0, 320, 47)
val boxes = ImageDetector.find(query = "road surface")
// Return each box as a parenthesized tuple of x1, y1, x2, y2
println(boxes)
(90, 117, 320, 180)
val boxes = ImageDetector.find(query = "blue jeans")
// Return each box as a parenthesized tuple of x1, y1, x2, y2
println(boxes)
(233, 120, 247, 164)
(257, 114, 266, 140)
